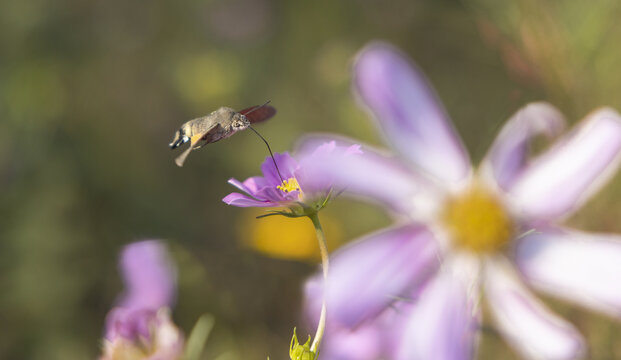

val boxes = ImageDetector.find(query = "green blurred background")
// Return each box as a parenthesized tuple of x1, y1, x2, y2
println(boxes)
(2, 0, 621, 358)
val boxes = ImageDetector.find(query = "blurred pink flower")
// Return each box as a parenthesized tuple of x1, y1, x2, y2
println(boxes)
(222, 142, 361, 210)
(301, 42, 621, 359)
(101, 240, 184, 360)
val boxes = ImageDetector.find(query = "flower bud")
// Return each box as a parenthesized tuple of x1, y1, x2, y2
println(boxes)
(289, 328, 316, 360)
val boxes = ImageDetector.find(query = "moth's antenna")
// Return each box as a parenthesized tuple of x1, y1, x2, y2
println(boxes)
(248, 125, 284, 183)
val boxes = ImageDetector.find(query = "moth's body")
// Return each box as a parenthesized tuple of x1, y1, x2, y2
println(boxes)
(169, 104, 275, 167)
(174, 107, 249, 147)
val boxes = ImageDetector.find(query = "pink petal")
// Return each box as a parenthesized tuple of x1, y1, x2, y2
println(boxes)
(481, 102, 566, 190)
(118, 240, 176, 311)
(397, 255, 480, 360)
(240, 176, 271, 194)
(296, 135, 436, 214)
(221, 192, 276, 207)
(516, 228, 621, 318)
(260, 152, 299, 185)
(353, 42, 470, 184)
(303, 224, 440, 328)
(228, 177, 260, 195)
(509, 108, 621, 220)
(485, 257, 585, 360)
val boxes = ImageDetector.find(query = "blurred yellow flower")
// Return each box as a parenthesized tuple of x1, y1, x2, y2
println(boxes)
(238, 209, 343, 261)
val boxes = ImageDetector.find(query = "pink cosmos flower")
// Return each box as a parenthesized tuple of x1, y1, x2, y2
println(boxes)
(300, 42, 621, 359)
(101, 240, 184, 360)
(223, 142, 362, 210)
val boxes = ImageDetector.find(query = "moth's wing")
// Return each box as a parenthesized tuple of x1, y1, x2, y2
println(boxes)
(174, 123, 220, 167)
(239, 104, 260, 115)
(239, 105, 276, 124)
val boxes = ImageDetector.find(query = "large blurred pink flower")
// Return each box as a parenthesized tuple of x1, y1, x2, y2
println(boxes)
(301, 42, 621, 359)
(101, 240, 184, 360)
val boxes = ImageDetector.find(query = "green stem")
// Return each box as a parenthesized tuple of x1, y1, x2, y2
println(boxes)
(308, 213, 329, 355)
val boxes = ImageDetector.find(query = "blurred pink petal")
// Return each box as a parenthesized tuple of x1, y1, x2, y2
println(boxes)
(353, 42, 470, 184)
(101, 308, 184, 360)
(516, 228, 621, 317)
(318, 303, 411, 360)
(397, 257, 479, 360)
(509, 108, 621, 220)
(485, 258, 585, 360)
(102, 241, 184, 359)
(119, 240, 176, 311)
(105, 307, 156, 342)
(482, 102, 565, 189)
(319, 324, 383, 360)
(294, 139, 364, 197)
(304, 225, 440, 328)
(296, 135, 432, 213)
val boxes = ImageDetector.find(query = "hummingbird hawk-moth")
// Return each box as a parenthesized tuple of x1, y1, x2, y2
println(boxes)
(169, 104, 276, 167)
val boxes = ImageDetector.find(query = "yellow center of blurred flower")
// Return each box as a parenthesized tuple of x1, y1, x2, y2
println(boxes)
(278, 177, 301, 193)
(442, 184, 513, 253)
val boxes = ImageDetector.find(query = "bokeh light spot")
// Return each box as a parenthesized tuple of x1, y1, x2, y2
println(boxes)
(173, 52, 243, 107)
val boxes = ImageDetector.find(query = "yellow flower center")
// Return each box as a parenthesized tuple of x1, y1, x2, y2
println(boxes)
(278, 177, 301, 193)
(441, 184, 513, 253)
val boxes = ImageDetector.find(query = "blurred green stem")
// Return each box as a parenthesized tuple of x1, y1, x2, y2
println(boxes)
(308, 213, 328, 355)
(183, 314, 215, 360)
